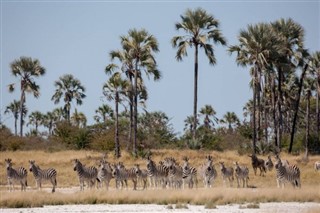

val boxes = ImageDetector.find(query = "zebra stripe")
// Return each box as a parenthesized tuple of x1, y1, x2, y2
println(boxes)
(111, 163, 129, 190)
(275, 158, 301, 188)
(182, 157, 197, 189)
(73, 159, 97, 191)
(146, 156, 158, 188)
(156, 161, 169, 188)
(234, 161, 249, 188)
(199, 155, 217, 188)
(5, 158, 28, 191)
(167, 162, 183, 189)
(29, 160, 57, 193)
(133, 164, 148, 190)
(97, 160, 113, 190)
(219, 161, 234, 187)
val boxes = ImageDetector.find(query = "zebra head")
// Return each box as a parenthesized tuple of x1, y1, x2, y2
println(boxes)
(133, 164, 141, 176)
(233, 161, 240, 173)
(73, 159, 81, 171)
(182, 157, 190, 171)
(5, 158, 12, 170)
(29, 160, 36, 172)
(275, 158, 283, 169)
(219, 161, 225, 170)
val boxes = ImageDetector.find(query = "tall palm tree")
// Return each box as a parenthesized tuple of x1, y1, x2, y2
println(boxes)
(310, 51, 320, 143)
(27, 111, 43, 135)
(172, 8, 226, 140)
(199, 104, 219, 129)
(4, 100, 27, 135)
(119, 28, 160, 156)
(222, 111, 240, 131)
(71, 109, 87, 128)
(229, 23, 278, 153)
(184, 115, 198, 134)
(8, 56, 46, 136)
(52, 107, 66, 122)
(103, 71, 128, 158)
(51, 74, 86, 122)
(94, 104, 114, 124)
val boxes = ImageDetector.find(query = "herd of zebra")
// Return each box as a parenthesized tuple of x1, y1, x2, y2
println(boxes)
(4, 155, 320, 193)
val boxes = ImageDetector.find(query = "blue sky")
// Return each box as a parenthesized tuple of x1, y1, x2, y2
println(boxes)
(1, 0, 319, 135)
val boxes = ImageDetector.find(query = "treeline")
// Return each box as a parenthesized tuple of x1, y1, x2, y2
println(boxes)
(2, 8, 319, 157)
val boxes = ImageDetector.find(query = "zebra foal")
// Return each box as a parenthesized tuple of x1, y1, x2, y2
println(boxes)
(97, 159, 113, 190)
(73, 159, 98, 191)
(234, 161, 249, 188)
(219, 161, 234, 187)
(5, 158, 28, 191)
(29, 160, 57, 193)
(199, 155, 217, 188)
(182, 157, 198, 189)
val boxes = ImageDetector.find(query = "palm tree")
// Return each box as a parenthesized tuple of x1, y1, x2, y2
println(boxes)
(27, 111, 43, 135)
(71, 109, 87, 128)
(199, 105, 219, 130)
(52, 107, 66, 122)
(4, 100, 27, 135)
(94, 104, 114, 124)
(8, 56, 46, 136)
(42, 111, 56, 135)
(222, 111, 240, 131)
(172, 8, 226, 140)
(119, 28, 160, 156)
(229, 23, 278, 153)
(103, 71, 128, 158)
(184, 115, 198, 133)
(51, 74, 86, 122)
(310, 51, 320, 144)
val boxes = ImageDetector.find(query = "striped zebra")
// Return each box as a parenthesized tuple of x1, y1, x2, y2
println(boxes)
(156, 161, 169, 188)
(233, 161, 249, 188)
(218, 161, 234, 187)
(265, 155, 274, 171)
(167, 161, 183, 189)
(182, 157, 198, 189)
(248, 154, 266, 176)
(133, 164, 148, 190)
(275, 157, 301, 188)
(111, 162, 129, 190)
(29, 160, 57, 193)
(73, 159, 98, 191)
(146, 156, 158, 188)
(315, 161, 320, 172)
(5, 158, 28, 191)
(96, 160, 113, 190)
(199, 155, 217, 188)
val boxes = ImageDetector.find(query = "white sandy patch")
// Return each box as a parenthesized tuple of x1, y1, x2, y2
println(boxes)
(1, 202, 320, 213)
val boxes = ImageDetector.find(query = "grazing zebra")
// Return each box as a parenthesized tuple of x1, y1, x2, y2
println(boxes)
(218, 161, 234, 187)
(133, 164, 148, 190)
(315, 161, 320, 172)
(234, 161, 249, 188)
(248, 154, 266, 176)
(275, 157, 301, 188)
(96, 160, 113, 190)
(199, 155, 217, 188)
(73, 159, 98, 191)
(5, 159, 28, 191)
(29, 160, 57, 193)
(182, 157, 198, 189)
(265, 155, 274, 171)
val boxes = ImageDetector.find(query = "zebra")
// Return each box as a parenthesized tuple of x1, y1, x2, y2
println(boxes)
(233, 161, 249, 188)
(275, 157, 301, 188)
(156, 161, 169, 188)
(5, 158, 28, 191)
(111, 162, 129, 190)
(133, 164, 148, 190)
(199, 155, 217, 188)
(167, 161, 183, 189)
(29, 160, 57, 193)
(265, 155, 274, 171)
(248, 154, 266, 176)
(218, 161, 234, 187)
(96, 159, 113, 190)
(315, 161, 320, 172)
(146, 156, 158, 188)
(182, 156, 198, 189)
(73, 159, 98, 191)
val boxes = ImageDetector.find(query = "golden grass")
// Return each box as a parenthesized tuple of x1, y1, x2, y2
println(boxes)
(1, 149, 320, 208)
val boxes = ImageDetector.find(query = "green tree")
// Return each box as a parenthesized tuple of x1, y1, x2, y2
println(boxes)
(221, 111, 240, 131)
(103, 71, 128, 158)
(42, 111, 56, 135)
(199, 104, 219, 130)
(27, 111, 43, 135)
(51, 74, 86, 122)
(94, 104, 114, 124)
(71, 109, 87, 128)
(8, 56, 46, 136)
(4, 100, 27, 135)
(172, 8, 226, 140)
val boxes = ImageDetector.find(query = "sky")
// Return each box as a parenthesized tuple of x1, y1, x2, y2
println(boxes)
(1, 0, 319, 136)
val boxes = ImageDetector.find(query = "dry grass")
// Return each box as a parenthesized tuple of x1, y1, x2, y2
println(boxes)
(1, 149, 320, 208)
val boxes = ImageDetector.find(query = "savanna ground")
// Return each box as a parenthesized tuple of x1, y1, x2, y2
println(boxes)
(0, 150, 319, 210)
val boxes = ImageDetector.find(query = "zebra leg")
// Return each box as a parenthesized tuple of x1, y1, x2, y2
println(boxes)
(51, 178, 56, 193)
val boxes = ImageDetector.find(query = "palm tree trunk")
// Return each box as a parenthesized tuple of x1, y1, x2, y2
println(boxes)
(193, 45, 199, 140)
(14, 116, 18, 136)
(304, 91, 310, 159)
(19, 88, 25, 137)
(252, 66, 258, 153)
(115, 92, 120, 158)
(133, 64, 138, 156)
(317, 71, 320, 144)
(289, 64, 308, 153)
(271, 73, 278, 148)
(277, 67, 283, 150)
